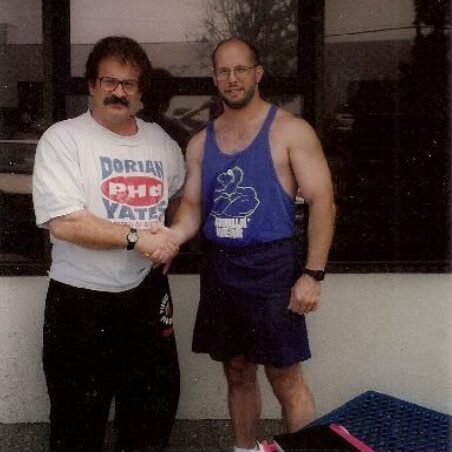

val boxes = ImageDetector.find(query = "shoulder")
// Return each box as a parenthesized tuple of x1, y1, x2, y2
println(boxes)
(138, 118, 182, 152)
(273, 108, 319, 142)
(186, 126, 207, 163)
(37, 115, 91, 156)
(271, 108, 322, 157)
(41, 113, 86, 139)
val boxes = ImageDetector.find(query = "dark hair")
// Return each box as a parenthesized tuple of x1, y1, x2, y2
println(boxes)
(211, 37, 261, 68)
(85, 36, 153, 92)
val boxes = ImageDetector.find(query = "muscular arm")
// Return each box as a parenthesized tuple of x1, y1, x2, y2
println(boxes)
(168, 130, 205, 244)
(291, 123, 336, 270)
(284, 116, 336, 313)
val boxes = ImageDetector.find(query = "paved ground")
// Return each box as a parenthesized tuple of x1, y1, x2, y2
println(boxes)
(0, 419, 282, 451)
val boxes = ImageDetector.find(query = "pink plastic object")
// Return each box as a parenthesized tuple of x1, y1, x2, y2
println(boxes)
(329, 424, 375, 452)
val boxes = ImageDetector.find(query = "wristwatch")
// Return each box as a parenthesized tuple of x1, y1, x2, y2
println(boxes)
(302, 268, 326, 281)
(126, 228, 138, 250)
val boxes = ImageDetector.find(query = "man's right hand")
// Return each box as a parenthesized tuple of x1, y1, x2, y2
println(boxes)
(136, 225, 180, 265)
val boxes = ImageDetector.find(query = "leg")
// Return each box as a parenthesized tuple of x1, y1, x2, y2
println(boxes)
(115, 271, 180, 452)
(43, 280, 116, 452)
(224, 356, 260, 449)
(265, 363, 315, 433)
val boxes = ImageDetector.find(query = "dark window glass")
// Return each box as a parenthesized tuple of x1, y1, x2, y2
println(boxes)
(0, 1, 50, 275)
(323, 0, 450, 271)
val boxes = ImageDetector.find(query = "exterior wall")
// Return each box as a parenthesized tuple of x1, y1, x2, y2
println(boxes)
(1, 274, 451, 423)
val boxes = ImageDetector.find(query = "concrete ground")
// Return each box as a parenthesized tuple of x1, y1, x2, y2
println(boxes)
(0, 420, 282, 451)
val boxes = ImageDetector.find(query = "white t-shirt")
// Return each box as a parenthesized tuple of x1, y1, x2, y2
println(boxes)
(33, 111, 186, 292)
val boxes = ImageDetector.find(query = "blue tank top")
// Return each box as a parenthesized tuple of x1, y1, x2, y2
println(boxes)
(202, 105, 295, 247)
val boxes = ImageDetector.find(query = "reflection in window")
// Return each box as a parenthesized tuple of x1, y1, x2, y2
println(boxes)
(0, 1, 49, 274)
(0, 141, 48, 270)
(324, 0, 450, 269)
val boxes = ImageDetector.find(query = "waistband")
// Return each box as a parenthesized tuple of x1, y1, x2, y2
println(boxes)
(206, 237, 294, 256)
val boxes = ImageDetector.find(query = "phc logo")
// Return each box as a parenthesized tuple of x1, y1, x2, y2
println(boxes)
(101, 176, 163, 206)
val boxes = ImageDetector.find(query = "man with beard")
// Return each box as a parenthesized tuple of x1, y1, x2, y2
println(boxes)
(32, 36, 184, 452)
(158, 37, 336, 451)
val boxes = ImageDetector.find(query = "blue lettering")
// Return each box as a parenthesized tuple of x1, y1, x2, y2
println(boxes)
(124, 160, 137, 173)
(146, 161, 156, 176)
(100, 157, 163, 178)
(154, 161, 164, 179)
(119, 205, 135, 220)
(100, 157, 113, 179)
(102, 198, 120, 219)
(134, 208, 147, 220)
(113, 159, 124, 173)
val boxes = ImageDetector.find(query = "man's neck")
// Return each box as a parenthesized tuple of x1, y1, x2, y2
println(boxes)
(90, 111, 138, 136)
(222, 97, 268, 124)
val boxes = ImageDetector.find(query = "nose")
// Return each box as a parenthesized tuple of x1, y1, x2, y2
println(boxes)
(227, 70, 239, 82)
(112, 81, 127, 96)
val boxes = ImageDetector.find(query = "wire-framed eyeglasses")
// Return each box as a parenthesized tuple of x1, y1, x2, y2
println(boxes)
(97, 77, 140, 95)
(214, 65, 258, 81)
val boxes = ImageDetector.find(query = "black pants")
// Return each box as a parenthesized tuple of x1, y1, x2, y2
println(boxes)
(43, 269, 180, 452)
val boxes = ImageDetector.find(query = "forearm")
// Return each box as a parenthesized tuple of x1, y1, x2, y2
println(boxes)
(169, 198, 202, 245)
(305, 199, 336, 269)
(49, 209, 130, 250)
(165, 197, 181, 225)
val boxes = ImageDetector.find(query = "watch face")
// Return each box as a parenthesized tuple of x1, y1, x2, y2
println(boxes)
(127, 229, 138, 250)
(128, 231, 138, 243)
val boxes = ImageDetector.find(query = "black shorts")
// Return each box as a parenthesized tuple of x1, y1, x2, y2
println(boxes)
(192, 239, 311, 368)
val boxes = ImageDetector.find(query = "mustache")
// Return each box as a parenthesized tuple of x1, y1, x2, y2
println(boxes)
(104, 95, 129, 107)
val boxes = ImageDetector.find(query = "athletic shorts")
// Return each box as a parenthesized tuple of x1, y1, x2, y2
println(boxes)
(192, 239, 311, 368)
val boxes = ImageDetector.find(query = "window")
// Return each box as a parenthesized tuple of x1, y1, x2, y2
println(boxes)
(1, 0, 449, 275)
(322, 0, 450, 271)
(0, 0, 50, 275)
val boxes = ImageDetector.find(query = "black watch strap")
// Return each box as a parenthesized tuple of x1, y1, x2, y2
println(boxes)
(302, 268, 325, 281)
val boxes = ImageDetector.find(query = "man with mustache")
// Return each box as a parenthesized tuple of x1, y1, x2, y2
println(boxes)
(32, 36, 184, 452)
(162, 37, 336, 451)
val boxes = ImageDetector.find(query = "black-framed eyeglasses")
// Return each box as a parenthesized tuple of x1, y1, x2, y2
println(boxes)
(214, 65, 258, 81)
(97, 77, 140, 95)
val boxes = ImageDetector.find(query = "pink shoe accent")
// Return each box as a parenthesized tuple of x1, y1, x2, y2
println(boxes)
(258, 440, 279, 452)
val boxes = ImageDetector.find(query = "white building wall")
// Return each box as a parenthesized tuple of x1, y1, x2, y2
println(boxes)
(0, 0, 450, 423)
(1, 274, 451, 422)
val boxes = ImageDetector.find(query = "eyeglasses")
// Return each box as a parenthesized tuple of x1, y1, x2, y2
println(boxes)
(97, 77, 140, 95)
(214, 65, 257, 81)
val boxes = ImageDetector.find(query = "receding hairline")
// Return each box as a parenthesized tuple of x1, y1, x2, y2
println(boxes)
(211, 37, 260, 68)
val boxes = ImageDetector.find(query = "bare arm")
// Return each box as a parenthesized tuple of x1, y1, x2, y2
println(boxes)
(169, 130, 205, 244)
(285, 117, 336, 314)
(49, 209, 178, 257)
(290, 121, 336, 270)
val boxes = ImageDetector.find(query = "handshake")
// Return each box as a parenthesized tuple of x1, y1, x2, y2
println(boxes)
(136, 223, 182, 273)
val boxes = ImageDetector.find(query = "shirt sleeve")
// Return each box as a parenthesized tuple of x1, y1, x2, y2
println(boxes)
(32, 123, 86, 228)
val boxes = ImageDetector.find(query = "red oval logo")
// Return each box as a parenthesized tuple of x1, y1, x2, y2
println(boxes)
(101, 176, 163, 206)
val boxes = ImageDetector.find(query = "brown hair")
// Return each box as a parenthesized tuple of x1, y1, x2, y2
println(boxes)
(85, 36, 152, 92)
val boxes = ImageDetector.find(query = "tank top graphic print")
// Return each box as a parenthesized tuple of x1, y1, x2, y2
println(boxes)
(201, 105, 295, 247)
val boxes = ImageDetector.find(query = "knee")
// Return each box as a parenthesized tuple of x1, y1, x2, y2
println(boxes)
(266, 366, 302, 400)
(224, 357, 257, 390)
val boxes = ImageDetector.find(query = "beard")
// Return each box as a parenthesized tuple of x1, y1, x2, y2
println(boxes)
(220, 84, 255, 110)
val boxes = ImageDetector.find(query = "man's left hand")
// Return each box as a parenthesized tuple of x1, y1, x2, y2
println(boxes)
(288, 275, 321, 315)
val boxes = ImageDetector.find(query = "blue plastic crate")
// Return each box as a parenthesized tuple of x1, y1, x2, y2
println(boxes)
(311, 391, 450, 451)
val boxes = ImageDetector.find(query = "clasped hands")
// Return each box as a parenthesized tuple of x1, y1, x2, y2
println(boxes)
(136, 223, 181, 271)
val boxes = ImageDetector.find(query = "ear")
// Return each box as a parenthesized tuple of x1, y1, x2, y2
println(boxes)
(88, 80, 96, 96)
(255, 65, 264, 84)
